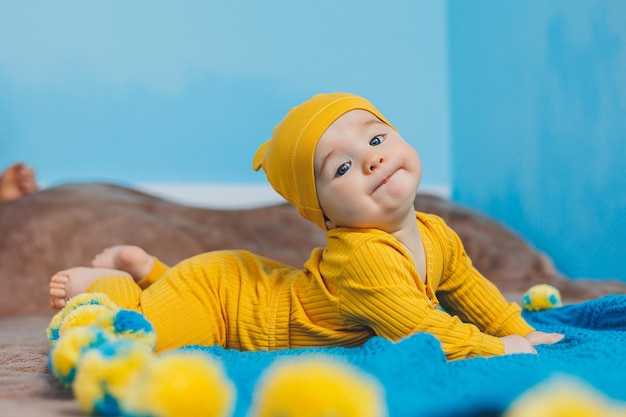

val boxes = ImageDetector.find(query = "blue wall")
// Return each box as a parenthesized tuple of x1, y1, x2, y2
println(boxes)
(4, 1, 624, 281)
(448, 0, 626, 280)
(0, 1, 449, 189)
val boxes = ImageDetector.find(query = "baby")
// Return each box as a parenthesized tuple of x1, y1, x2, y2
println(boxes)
(0, 162, 38, 201)
(49, 93, 562, 360)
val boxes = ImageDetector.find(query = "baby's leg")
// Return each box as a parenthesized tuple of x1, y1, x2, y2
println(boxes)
(91, 245, 154, 282)
(49, 267, 133, 309)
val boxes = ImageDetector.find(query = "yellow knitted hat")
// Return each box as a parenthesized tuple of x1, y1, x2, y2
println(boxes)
(253, 92, 394, 229)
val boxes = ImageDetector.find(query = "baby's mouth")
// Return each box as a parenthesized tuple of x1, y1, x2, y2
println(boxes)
(372, 169, 398, 193)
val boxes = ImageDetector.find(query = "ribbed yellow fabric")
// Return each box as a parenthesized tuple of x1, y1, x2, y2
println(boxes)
(87, 275, 142, 310)
(321, 212, 535, 360)
(137, 258, 169, 289)
(85, 212, 534, 359)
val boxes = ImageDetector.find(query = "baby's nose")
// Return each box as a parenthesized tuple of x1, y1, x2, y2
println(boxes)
(366, 156, 384, 172)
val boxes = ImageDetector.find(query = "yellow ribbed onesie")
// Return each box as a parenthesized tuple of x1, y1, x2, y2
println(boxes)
(86, 212, 534, 360)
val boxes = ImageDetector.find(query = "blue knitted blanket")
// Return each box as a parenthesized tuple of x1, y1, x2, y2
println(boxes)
(183, 295, 626, 416)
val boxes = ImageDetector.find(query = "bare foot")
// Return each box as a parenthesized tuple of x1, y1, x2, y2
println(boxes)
(49, 267, 133, 309)
(17, 163, 38, 195)
(0, 162, 39, 201)
(92, 245, 154, 282)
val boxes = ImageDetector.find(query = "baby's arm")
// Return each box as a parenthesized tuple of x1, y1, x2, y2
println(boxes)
(434, 222, 536, 339)
(338, 237, 510, 360)
(434, 224, 566, 350)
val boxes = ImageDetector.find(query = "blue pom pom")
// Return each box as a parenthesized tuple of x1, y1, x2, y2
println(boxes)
(49, 327, 60, 343)
(94, 393, 119, 417)
(549, 294, 559, 306)
(114, 309, 154, 334)
(112, 309, 157, 349)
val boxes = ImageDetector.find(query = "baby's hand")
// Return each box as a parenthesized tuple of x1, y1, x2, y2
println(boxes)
(500, 335, 537, 355)
(525, 331, 564, 346)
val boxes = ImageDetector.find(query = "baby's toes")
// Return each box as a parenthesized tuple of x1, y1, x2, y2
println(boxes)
(49, 272, 69, 299)
(50, 297, 66, 309)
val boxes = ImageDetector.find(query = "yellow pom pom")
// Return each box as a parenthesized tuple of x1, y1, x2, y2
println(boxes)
(47, 293, 118, 344)
(122, 351, 236, 417)
(73, 339, 154, 416)
(249, 356, 388, 417)
(47, 292, 156, 349)
(48, 326, 114, 386)
(505, 375, 626, 417)
(47, 311, 67, 345)
(59, 305, 116, 339)
(522, 284, 562, 312)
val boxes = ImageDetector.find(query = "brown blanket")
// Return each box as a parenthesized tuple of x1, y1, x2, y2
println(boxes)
(3, 183, 624, 317)
(1, 183, 625, 414)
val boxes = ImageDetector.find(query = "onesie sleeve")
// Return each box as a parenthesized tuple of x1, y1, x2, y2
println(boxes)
(432, 217, 535, 338)
(337, 236, 507, 360)
(136, 257, 170, 289)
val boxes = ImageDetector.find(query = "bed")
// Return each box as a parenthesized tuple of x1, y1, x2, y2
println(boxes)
(1, 183, 625, 416)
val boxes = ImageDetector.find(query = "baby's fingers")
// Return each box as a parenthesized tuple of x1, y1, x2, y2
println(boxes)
(526, 331, 564, 346)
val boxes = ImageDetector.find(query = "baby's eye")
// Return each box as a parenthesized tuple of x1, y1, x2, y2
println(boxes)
(370, 135, 384, 146)
(336, 162, 351, 176)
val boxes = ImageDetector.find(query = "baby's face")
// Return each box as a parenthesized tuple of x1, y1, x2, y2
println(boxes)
(314, 109, 422, 231)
